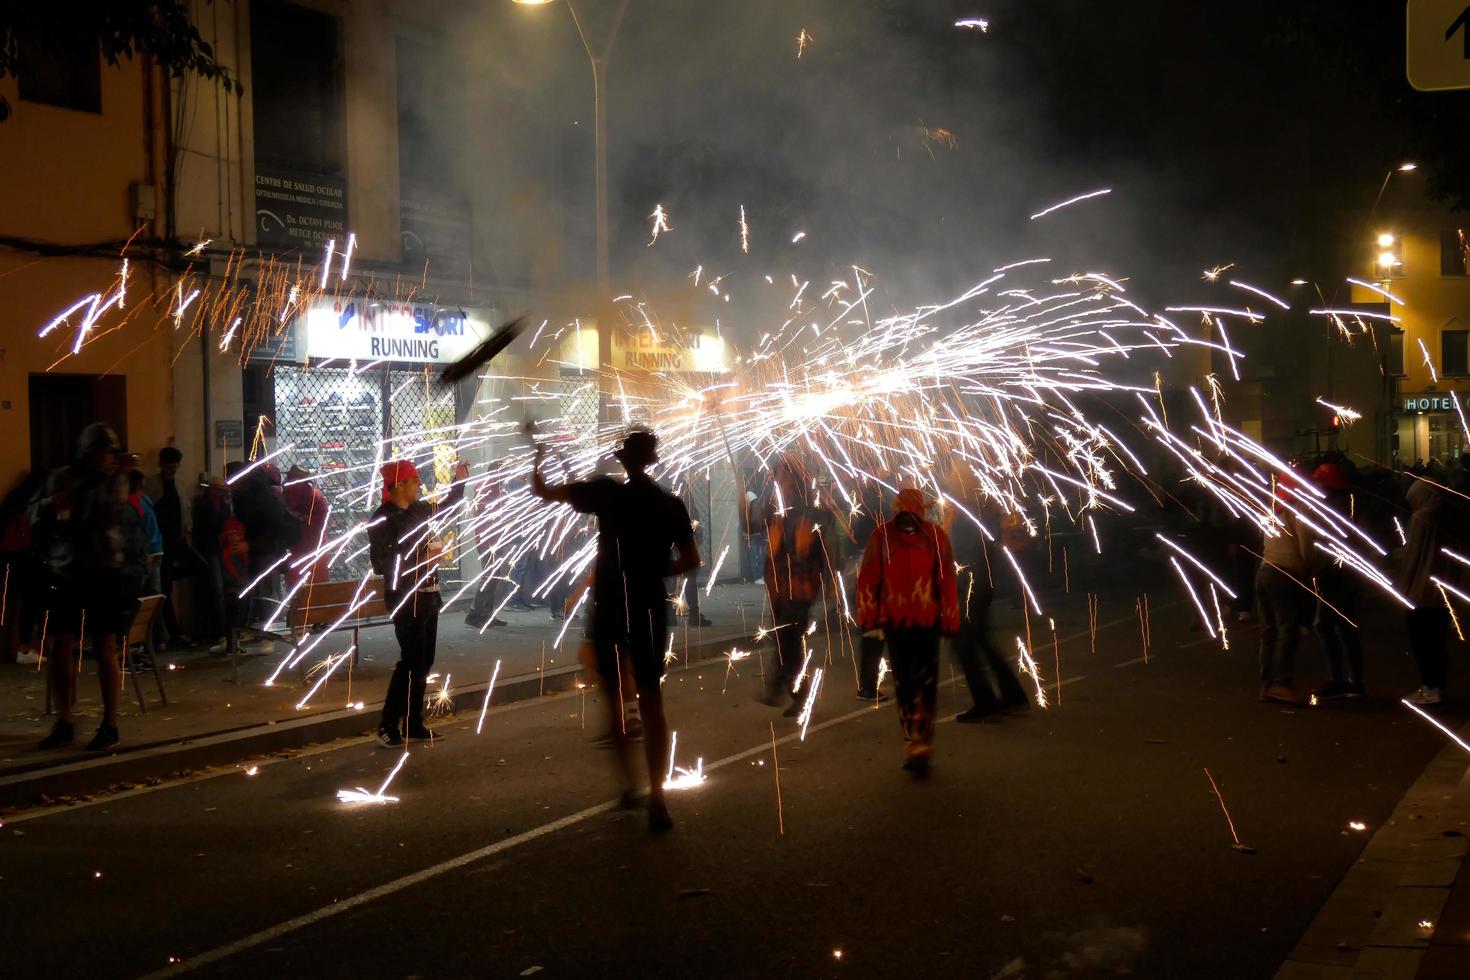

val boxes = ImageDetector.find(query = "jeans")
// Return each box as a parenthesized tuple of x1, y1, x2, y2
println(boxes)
(382, 595, 440, 733)
(953, 598, 1028, 709)
(1256, 565, 1308, 685)
(1407, 605, 1450, 691)
(763, 598, 813, 702)
(1315, 567, 1363, 685)
(888, 627, 940, 759)
(857, 631, 884, 694)
(468, 575, 501, 619)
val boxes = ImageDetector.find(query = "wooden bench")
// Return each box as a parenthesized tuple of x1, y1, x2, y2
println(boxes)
(46, 593, 168, 715)
(122, 594, 169, 712)
(240, 578, 392, 684)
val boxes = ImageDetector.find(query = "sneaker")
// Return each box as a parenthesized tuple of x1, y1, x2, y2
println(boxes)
(956, 704, 1004, 723)
(1343, 681, 1365, 699)
(86, 723, 119, 752)
(491, 618, 507, 627)
(406, 725, 441, 742)
(1408, 686, 1443, 705)
(15, 649, 40, 666)
(855, 689, 891, 703)
(902, 754, 932, 779)
(464, 613, 488, 629)
(1313, 680, 1351, 701)
(38, 720, 75, 750)
(208, 639, 229, 655)
(377, 727, 405, 748)
(1264, 683, 1305, 706)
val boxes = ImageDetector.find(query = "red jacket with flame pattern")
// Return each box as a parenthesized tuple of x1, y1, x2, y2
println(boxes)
(855, 517, 960, 634)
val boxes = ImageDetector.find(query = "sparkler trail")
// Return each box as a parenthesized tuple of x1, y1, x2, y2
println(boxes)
(797, 668, 824, 740)
(1203, 767, 1248, 851)
(1029, 187, 1111, 220)
(1401, 699, 1470, 754)
(476, 660, 503, 735)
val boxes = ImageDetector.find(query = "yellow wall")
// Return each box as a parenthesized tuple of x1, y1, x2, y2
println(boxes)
(0, 59, 178, 490)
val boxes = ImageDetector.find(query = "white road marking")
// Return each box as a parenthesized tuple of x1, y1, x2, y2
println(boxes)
(141, 608, 1162, 977)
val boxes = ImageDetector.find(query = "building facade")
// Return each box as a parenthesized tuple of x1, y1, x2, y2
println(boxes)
(1350, 207, 1470, 467)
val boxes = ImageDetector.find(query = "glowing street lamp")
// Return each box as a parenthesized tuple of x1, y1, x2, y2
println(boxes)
(1378, 251, 1399, 269)
(1377, 232, 1396, 248)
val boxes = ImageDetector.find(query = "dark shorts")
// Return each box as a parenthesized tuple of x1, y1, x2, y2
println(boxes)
(592, 601, 669, 688)
(46, 570, 126, 641)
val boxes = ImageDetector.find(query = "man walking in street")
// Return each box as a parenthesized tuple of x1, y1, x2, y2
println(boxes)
(369, 457, 467, 747)
(947, 490, 1030, 721)
(752, 456, 833, 715)
(32, 423, 128, 751)
(531, 429, 700, 832)
(283, 464, 330, 586)
(856, 487, 960, 777)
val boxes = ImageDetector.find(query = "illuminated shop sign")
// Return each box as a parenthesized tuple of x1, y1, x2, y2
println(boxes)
(303, 299, 493, 363)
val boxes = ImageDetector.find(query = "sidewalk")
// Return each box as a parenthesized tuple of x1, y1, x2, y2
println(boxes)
(0, 582, 770, 806)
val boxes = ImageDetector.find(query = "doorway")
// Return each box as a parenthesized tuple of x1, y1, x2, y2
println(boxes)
(28, 373, 127, 474)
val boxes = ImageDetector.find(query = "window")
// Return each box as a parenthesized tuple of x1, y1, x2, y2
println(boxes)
(396, 33, 471, 276)
(1389, 329, 1406, 377)
(1444, 330, 1469, 376)
(17, 38, 101, 113)
(250, 0, 348, 250)
(1443, 230, 1470, 277)
(250, 0, 345, 174)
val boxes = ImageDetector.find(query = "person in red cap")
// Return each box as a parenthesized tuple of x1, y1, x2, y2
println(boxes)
(368, 456, 468, 746)
(856, 487, 960, 777)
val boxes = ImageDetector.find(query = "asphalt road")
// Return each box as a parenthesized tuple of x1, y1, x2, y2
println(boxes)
(0, 592, 1459, 979)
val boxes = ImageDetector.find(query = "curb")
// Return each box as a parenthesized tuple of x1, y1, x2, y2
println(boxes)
(0, 631, 751, 810)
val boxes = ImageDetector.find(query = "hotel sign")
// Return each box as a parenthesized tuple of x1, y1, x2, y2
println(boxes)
(1404, 393, 1461, 412)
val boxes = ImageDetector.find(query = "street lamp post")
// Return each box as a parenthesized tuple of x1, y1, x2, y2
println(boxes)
(515, 0, 630, 420)
(515, 0, 628, 295)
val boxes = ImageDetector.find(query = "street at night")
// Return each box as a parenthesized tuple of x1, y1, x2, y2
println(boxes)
(7, 2, 1470, 978)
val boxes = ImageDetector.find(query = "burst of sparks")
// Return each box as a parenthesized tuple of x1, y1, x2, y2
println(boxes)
(648, 204, 671, 245)
(664, 731, 707, 790)
(739, 205, 750, 253)
(337, 750, 407, 805)
(954, 17, 989, 31)
(796, 28, 812, 58)
(1314, 398, 1361, 423)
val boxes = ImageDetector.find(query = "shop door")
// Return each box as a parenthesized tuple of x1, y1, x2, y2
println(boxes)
(271, 364, 386, 580)
(28, 373, 127, 474)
